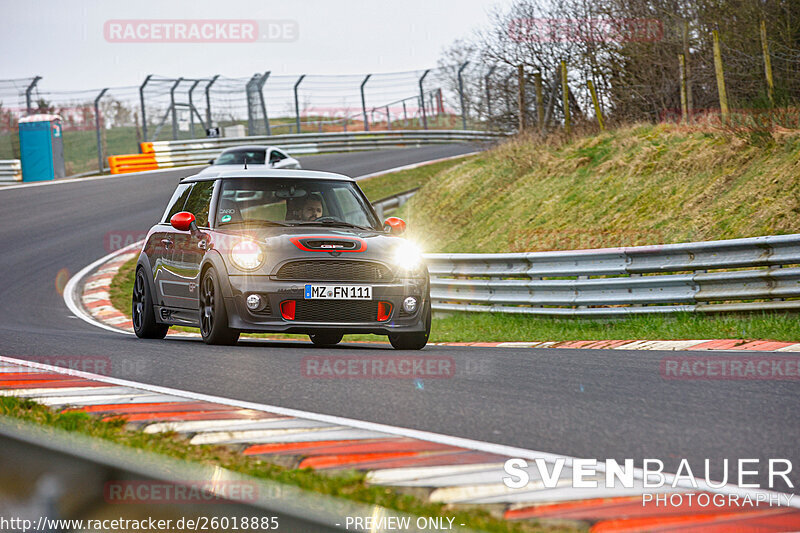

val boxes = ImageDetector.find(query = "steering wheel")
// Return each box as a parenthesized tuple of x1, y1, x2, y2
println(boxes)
(314, 216, 341, 223)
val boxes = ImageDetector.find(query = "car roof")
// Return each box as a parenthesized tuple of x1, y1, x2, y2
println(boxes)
(180, 168, 354, 183)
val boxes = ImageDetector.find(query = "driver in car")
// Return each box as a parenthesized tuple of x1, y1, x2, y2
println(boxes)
(300, 194, 324, 221)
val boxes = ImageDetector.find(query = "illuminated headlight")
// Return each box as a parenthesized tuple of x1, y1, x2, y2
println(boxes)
(393, 240, 422, 271)
(230, 239, 265, 271)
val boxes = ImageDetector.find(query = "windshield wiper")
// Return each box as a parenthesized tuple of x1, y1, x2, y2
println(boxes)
(218, 220, 291, 227)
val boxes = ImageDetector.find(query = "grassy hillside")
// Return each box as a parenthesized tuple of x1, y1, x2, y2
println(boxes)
(404, 124, 800, 253)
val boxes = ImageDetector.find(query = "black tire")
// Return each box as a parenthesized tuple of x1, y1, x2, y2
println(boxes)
(132, 268, 169, 339)
(309, 331, 344, 346)
(389, 300, 431, 350)
(199, 267, 240, 345)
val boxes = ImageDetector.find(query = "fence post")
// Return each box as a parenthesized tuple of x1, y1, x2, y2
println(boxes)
(258, 71, 271, 136)
(418, 69, 430, 129)
(205, 74, 219, 128)
(187, 80, 201, 137)
(385, 105, 391, 130)
(678, 55, 688, 123)
(170, 78, 183, 140)
(246, 74, 258, 136)
(534, 71, 543, 131)
(25, 76, 41, 114)
(682, 20, 693, 118)
(711, 30, 729, 121)
(561, 61, 570, 134)
(484, 66, 496, 121)
(587, 80, 604, 130)
(293, 74, 306, 134)
(760, 20, 774, 106)
(139, 74, 152, 141)
(457, 62, 469, 130)
(94, 88, 108, 173)
(517, 64, 525, 132)
(360, 74, 371, 131)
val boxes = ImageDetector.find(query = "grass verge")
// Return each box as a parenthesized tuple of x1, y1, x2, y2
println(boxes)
(357, 156, 476, 202)
(0, 397, 577, 533)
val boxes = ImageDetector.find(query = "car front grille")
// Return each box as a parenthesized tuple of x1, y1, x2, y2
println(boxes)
(276, 260, 393, 282)
(294, 300, 380, 322)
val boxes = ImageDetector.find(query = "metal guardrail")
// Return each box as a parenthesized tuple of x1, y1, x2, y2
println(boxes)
(0, 159, 22, 182)
(140, 130, 504, 168)
(425, 234, 800, 316)
(372, 188, 419, 220)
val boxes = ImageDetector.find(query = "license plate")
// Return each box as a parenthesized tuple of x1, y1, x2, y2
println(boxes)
(304, 285, 372, 300)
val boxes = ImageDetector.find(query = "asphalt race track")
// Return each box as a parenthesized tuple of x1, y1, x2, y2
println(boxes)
(1, 144, 797, 493)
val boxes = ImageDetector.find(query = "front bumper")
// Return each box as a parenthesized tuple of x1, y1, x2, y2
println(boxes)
(222, 275, 429, 334)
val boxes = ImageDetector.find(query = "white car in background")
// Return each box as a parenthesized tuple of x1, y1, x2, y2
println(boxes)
(197, 145, 301, 177)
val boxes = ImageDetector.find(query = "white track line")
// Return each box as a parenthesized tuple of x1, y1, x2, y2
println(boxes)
(1, 356, 796, 508)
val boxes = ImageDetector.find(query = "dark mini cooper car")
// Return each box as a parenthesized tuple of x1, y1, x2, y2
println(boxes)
(132, 169, 431, 349)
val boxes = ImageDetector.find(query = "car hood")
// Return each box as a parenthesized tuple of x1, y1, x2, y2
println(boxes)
(213, 226, 412, 274)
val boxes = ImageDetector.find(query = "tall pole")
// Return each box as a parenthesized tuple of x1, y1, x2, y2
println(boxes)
(293, 74, 305, 134)
(257, 71, 271, 135)
(246, 74, 258, 136)
(682, 20, 693, 118)
(418, 69, 430, 129)
(94, 88, 108, 173)
(534, 72, 543, 131)
(204, 74, 219, 127)
(457, 62, 469, 130)
(170, 77, 183, 140)
(587, 80, 604, 130)
(517, 64, 525, 132)
(561, 61, 570, 135)
(25, 76, 42, 114)
(678, 55, 688, 123)
(760, 20, 774, 107)
(712, 30, 729, 120)
(360, 74, 371, 131)
(139, 74, 152, 141)
(484, 66, 496, 120)
(188, 80, 201, 137)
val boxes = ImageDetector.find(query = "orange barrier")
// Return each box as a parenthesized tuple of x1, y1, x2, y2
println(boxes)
(107, 153, 158, 174)
(139, 142, 154, 154)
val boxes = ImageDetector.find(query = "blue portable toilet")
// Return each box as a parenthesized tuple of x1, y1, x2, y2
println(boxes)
(18, 114, 66, 181)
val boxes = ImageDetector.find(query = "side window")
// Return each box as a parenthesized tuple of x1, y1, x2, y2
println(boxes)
(183, 181, 215, 227)
(269, 150, 287, 164)
(162, 183, 192, 223)
(331, 186, 371, 227)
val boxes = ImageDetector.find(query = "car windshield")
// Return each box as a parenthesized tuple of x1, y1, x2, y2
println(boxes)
(214, 149, 266, 166)
(216, 178, 381, 230)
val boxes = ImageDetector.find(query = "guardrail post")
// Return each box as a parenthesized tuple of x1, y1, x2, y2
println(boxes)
(457, 62, 469, 130)
(94, 88, 108, 174)
(204, 74, 219, 129)
(187, 80, 201, 137)
(293, 74, 306, 134)
(418, 69, 430, 129)
(360, 74, 371, 132)
(170, 77, 183, 140)
(258, 71, 271, 135)
(139, 74, 152, 141)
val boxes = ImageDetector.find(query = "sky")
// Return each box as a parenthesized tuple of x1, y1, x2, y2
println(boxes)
(0, 0, 510, 93)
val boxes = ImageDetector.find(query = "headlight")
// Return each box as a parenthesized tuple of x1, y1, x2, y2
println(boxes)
(393, 240, 423, 271)
(230, 239, 265, 271)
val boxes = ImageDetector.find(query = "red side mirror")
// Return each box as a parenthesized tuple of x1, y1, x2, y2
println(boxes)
(383, 217, 407, 235)
(170, 211, 196, 232)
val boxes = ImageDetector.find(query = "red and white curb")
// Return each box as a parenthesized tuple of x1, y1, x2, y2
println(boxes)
(68, 243, 800, 355)
(2, 355, 799, 532)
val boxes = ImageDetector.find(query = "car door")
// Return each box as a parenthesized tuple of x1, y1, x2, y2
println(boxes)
(147, 183, 191, 307)
(161, 180, 215, 309)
